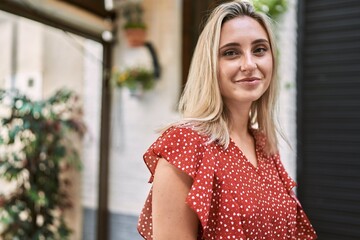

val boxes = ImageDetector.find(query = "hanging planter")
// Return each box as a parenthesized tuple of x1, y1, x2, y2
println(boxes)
(124, 27, 147, 47)
(122, 2, 147, 47)
(112, 67, 155, 98)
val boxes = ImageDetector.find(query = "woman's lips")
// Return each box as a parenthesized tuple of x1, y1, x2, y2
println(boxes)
(236, 77, 261, 83)
(234, 77, 261, 87)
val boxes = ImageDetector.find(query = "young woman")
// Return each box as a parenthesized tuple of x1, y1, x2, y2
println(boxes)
(138, 1, 317, 239)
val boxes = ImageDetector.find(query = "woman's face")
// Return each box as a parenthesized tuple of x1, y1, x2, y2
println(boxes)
(218, 16, 273, 108)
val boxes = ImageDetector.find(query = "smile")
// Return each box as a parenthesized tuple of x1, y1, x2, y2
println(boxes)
(236, 77, 261, 83)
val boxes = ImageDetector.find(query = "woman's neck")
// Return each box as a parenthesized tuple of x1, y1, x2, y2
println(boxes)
(227, 103, 252, 139)
(227, 102, 257, 167)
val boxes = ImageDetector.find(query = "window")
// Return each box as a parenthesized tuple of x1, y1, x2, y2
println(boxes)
(0, 9, 104, 239)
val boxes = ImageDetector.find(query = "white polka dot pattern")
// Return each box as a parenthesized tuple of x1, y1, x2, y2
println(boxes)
(137, 127, 317, 240)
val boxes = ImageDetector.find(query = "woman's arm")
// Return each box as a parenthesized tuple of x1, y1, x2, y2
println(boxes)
(152, 158, 199, 240)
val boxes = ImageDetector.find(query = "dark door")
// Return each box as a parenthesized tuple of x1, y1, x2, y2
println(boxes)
(181, 0, 228, 88)
(297, 0, 360, 239)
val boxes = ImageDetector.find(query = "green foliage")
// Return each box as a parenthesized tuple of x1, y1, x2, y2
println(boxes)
(122, 2, 147, 29)
(0, 88, 86, 239)
(113, 67, 155, 91)
(123, 22, 147, 30)
(253, 0, 288, 19)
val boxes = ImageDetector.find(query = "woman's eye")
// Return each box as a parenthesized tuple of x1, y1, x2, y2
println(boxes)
(223, 50, 238, 56)
(253, 47, 268, 55)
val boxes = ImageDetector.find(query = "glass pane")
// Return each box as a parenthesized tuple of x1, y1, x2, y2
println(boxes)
(0, 10, 102, 240)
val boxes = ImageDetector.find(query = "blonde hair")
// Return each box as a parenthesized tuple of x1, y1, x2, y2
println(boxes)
(177, 0, 279, 154)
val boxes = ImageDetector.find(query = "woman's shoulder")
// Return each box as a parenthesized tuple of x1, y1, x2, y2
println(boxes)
(144, 124, 214, 182)
(159, 124, 210, 145)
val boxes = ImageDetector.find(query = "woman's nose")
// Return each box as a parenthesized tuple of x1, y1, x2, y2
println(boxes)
(240, 53, 257, 72)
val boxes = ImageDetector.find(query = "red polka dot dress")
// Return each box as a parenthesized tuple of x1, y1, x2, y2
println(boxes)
(138, 126, 317, 239)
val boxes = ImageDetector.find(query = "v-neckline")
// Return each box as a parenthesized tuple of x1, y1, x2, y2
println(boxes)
(229, 130, 260, 171)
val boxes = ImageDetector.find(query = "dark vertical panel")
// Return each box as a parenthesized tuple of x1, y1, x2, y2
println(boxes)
(297, 0, 360, 239)
(181, 0, 194, 90)
(97, 41, 113, 240)
(181, 0, 228, 90)
(181, 0, 209, 90)
(296, 0, 306, 196)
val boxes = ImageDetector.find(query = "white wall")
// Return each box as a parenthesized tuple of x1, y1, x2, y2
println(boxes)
(277, 0, 299, 180)
(15, 19, 43, 100)
(0, 20, 12, 89)
(82, 40, 103, 209)
(109, 0, 182, 215)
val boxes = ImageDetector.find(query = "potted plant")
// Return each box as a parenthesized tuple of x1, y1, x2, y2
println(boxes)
(0, 88, 85, 239)
(122, 2, 147, 47)
(113, 67, 155, 97)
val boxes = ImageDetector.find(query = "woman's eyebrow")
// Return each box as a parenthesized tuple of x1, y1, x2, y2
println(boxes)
(219, 42, 240, 50)
(252, 39, 270, 45)
(219, 39, 269, 50)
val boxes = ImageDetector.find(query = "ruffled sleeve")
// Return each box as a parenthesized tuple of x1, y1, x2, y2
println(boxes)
(138, 126, 216, 240)
(272, 154, 317, 239)
(272, 154, 297, 193)
(143, 126, 209, 183)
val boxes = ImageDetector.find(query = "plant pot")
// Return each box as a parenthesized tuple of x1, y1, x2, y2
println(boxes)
(128, 82, 144, 98)
(124, 28, 147, 47)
